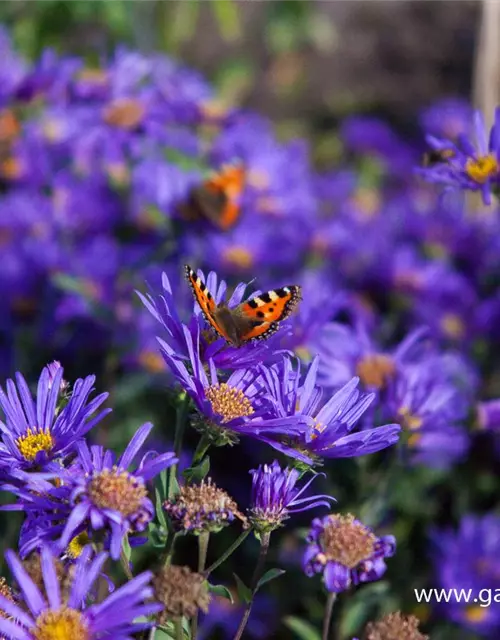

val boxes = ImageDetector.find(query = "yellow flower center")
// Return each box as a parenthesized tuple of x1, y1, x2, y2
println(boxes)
(398, 407, 423, 431)
(311, 421, 327, 440)
(441, 313, 465, 339)
(103, 97, 145, 129)
(138, 350, 166, 374)
(16, 428, 54, 462)
(465, 154, 498, 184)
(87, 468, 147, 517)
(407, 433, 422, 448)
(355, 354, 396, 389)
(66, 532, 90, 559)
(464, 604, 489, 623)
(33, 608, 89, 640)
(222, 246, 254, 270)
(205, 383, 254, 424)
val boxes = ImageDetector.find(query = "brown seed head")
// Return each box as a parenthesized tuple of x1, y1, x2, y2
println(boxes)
(153, 565, 210, 624)
(364, 611, 428, 640)
(318, 514, 376, 569)
(164, 478, 247, 533)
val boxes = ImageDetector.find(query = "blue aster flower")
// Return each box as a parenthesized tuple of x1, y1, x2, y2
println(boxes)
(57, 422, 177, 559)
(255, 357, 400, 465)
(0, 546, 161, 639)
(158, 324, 305, 447)
(303, 513, 396, 593)
(313, 322, 427, 394)
(386, 354, 474, 468)
(419, 107, 500, 205)
(248, 460, 335, 533)
(0, 364, 110, 474)
(431, 514, 500, 636)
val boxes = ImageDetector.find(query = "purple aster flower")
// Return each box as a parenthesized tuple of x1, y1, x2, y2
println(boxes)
(431, 514, 500, 635)
(256, 357, 400, 465)
(419, 107, 500, 205)
(247, 460, 334, 533)
(0, 364, 110, 474)
(303, 513, 395, 593)
(476, 399, 500, 432)
(385, 354, 474, 468)
(420, 98, 473, 140)
(0, 546, 161, 639)
(158, 324, 304, 447)
(57, 422, 177, 559)
(314, 322, 427, 394)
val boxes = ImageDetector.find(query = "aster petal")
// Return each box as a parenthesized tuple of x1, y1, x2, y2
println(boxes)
(59, 502, 91, 549)
(0, 593, 34, 629)
(119, 422, 153, 469)
(0, 615, 32, 640)
(324, 561, 351, 593)
(5, 549, 45, 617)
(40, 546, 61, 610)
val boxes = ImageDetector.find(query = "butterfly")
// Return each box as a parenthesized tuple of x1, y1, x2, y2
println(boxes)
(185, 265, 302, 347)
(180, 163, 245, 231)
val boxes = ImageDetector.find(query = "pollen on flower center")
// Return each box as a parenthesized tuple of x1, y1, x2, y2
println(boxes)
(222, 246, 254, 270)
(398, 407, 423, 431)
(88, 468, 147, 517)
(356, 354, 396, 389)
(465, 154, 499, 184)
(33, 608, 89, 640)
(103, 97, 145, 129)
(318, 514, 376, 568)
(16, 427, 54, 462)
(205, 383, 254, 423)
(67, 532, 90, 559)
(441, 313, 465, 339)
(311, 421, 327, 440)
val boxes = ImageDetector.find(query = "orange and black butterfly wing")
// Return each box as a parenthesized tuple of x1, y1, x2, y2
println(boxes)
(236, 286, 302, 342)
(181, 164, 245, 230)
(184, 265, 232, 343)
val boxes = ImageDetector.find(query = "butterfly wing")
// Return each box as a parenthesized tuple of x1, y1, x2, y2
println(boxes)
(184, 265, 232, 343)
(236, 286, 302, 342)
(189, 164, 245, 230)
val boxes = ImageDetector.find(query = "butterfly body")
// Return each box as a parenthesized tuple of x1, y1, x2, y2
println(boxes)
(185, 265, 301, 347)
(180, 164, 245, 231)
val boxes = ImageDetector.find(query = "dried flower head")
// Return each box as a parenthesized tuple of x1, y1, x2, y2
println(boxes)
(303, 513, 396, 593)
(364, 611, 428, 640)
(22, 551, 75, 603)
(164, 478, 247, 534)
(153, 565, 210, 623)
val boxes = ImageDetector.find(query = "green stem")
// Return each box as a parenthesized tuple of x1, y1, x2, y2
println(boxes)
(322, 592, 337, 640)
(232, 532, 271, 640)
(167, 393, 190, 498)
(192, 434, 211, 467)
(191, 532, 210, 639)
(203, 528, 252, 578)
(175, 618, 184, 640)
(163, 531, 180, 567)
(120, 548, 133, 581)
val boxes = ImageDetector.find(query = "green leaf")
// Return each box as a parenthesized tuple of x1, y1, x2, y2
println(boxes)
(121, 535, 131, 562)
(233, 573, 252, 605)
(283, 616, 321, 640)
(183, 455, 210, 484)
(208, 583, 234, 603)
(211, 0, 241, 42)
(256, 568, 286, 590)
